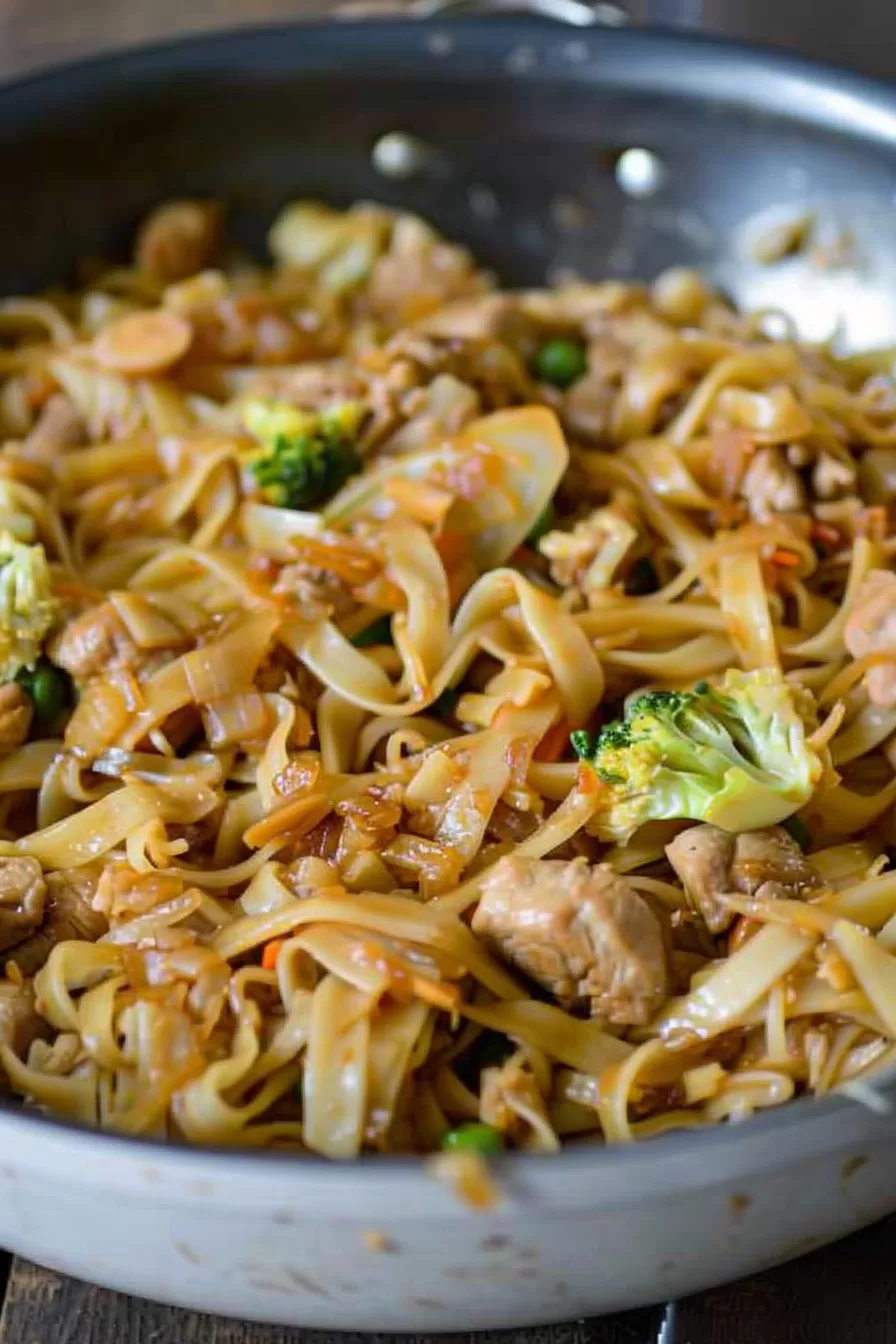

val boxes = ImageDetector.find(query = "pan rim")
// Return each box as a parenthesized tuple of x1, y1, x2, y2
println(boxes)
(0, 1075, 890, 1185)
(0, 13, 894, 1178)
(2, 15, 896, 151)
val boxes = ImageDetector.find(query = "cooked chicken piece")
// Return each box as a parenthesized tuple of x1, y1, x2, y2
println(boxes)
(740, 446, 806, 520)
(134, 200, 222, 282)
(367, 217, 489, 330)
(0, 981, 51, 1057)
(0, 858, 46, 954)
(189, 291, 321, 366)
(0, 684, 32, 751)
(665, 824, 822, 934)
(844, 569, 896, 707)
(363, 331, 531, 422)
(21, 394, 84, 460)
(472, 856, 667, 1025)
(234, 362, 367, 415)
(538, 502, 638, 599)
(562, 373, 618, 440)
(10, 867, 106, 977)
(51, 600, 139, 683)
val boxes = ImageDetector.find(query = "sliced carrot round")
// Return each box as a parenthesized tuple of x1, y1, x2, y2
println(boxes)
(93, 309, 193, 376)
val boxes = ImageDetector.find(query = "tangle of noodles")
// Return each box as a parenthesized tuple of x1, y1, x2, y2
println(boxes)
(0, 197, 895, 1157)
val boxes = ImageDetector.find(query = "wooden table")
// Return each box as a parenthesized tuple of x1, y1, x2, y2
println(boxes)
(1, 0, 896, 1339)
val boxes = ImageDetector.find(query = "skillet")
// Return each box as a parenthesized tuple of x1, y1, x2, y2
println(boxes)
(1, 7, 896, 1327)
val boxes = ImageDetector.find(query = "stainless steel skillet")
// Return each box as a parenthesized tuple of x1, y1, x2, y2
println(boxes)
(0, 6, 895, 1327)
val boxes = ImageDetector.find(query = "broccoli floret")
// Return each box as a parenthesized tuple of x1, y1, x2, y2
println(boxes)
(0, 533, 57, 684)
(244, 399, 364, 510)
(574, 669, 824, 843)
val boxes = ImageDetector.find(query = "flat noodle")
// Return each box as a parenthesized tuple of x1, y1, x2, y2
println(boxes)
(0, 196, 893, 1155)
(304, 977, 372, 1158)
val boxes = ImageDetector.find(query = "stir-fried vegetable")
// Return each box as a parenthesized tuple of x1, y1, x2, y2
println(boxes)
(325, 407, 569, 573)
(245, 400, 364, 510)
(16, 658, 72, 728)
(572, 669, 824, 842)
(532, 337, 587, 389)
(0, 535, 58, 684)
(441, 1122, 505, 1154)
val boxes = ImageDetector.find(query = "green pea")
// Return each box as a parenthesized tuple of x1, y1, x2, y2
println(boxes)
(351, 616, 392, 648)
(532, 337, 587, 389)
(526, 501, 556, 546)
(16, 658, 71, 727)
(441, 1122, 505, 1154)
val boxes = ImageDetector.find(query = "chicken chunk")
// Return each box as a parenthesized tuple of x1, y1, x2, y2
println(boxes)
(665, 824, 822, 934)
(51, 601, 139, 683)
(134, 200, 222, 282)
(0, 858, 45, 954)
(472, 856, 667, 1025)
(538, 502, 638, 599)
(844, 569, 896, 707)
(740, 446, 806, 520)
(367, 217, 489, 330)
(10, 867, 106, 977)
(0, 684, 32, 751)
(0, 981, 51, 1058)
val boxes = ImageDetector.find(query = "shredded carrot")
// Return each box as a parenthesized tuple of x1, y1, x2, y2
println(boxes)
(262, 938, 285, 971)
(290, 536, 379, 585)
(409, 974, 461, 1012)
(534, 717, 570, 763)
(382, 477, 453, 526)
(244, 792, 332, 849)
(769, 548, 801, 569)
(577, 763, 603, 795)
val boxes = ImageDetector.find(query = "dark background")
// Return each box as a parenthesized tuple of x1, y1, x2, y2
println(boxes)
(1, 0, 896, 84)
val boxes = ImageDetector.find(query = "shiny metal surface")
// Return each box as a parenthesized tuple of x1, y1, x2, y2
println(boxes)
(411, 0, 629, 25)
(1, 12, 896, 1326)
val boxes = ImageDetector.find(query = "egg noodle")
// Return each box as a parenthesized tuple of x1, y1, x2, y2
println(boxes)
(0, 198, 894, 1155)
